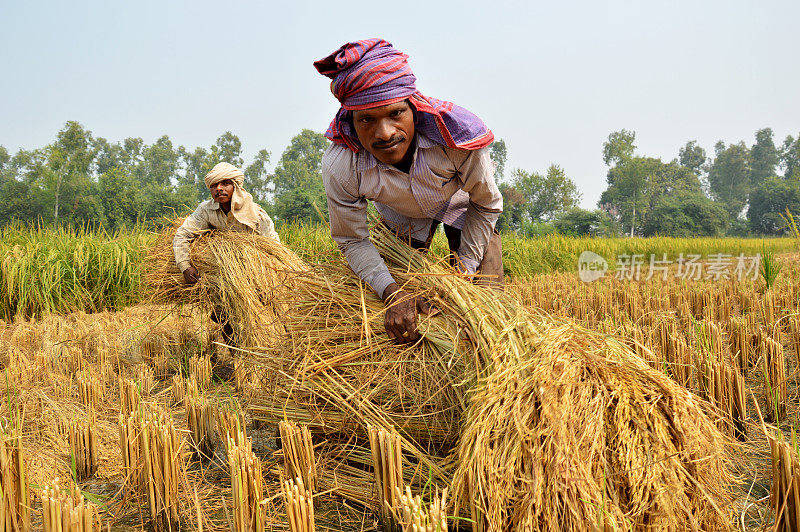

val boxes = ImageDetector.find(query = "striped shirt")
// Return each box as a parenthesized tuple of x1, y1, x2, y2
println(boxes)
(173, 199, 280, 272)
(322, 133, 502, 297)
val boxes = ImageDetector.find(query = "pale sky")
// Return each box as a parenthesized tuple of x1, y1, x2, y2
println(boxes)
(1, 0, 798, 208)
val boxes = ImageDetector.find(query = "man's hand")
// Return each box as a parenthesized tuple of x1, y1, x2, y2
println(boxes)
(382, 283, 434, 344)
(183, 265, 201, 285)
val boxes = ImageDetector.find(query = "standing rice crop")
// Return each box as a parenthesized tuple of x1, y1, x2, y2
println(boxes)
(0, 223, 149, 319)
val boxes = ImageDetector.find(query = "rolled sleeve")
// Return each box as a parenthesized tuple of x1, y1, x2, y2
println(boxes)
(173, 206, 210, 272)
(257, 209, 281, 243)
(322, 146, 396, 297)
(454, 147, 503, 273)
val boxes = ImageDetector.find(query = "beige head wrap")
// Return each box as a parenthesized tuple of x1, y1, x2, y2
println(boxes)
(204, 162, 261, 230)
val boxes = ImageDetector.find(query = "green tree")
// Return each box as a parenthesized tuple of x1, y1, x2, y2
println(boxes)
(122, 137, 145, 173)
(93, 137, 128, 175)
(600, 155, 704, 236)
(748, 175, 800, 234)
(553, 207, 621, 236)
(141, 135, 180, 187)
(602, 129, 636, 166)
(0, 176, 45, 226)
(0, 146, 9, 175)
(533, 165, 581, 219)
(180, 146, 212, 196)
(749, 128, 779, 187)
(678, 140, 707, 177)
(99, 168, 142, 230)
(44, 121, 96, 223)
(0, 149, 48, 226)
(489, 139, 507, 181)
(210, 132, 244, 169)
(707, 141, 750, 219)
(272, 130, 330, 223)
(643, 191, 728, 237)
(781, 134, 800, 180)
(244, 148, 272, 203)
(495, 182, 525, 232)
(138, 182, 196, 222)
(495, 165, 580, 233)
(599, 157, 652, 236)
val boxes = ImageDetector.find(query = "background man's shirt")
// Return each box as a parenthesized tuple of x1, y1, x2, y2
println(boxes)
(322, 133, 502, 297)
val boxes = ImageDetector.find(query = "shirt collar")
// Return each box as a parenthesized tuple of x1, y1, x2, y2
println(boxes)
(209, 199, 221, 210)
(355, 132, 436, 172)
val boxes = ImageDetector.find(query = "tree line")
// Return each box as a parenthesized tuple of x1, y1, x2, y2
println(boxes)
(0, 121, 329, 231)
(492, 128, 800, 237)
(0, 121, 797, 237)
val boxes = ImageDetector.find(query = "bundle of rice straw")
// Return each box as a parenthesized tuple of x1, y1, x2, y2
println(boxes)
(146, 224, 307, 349)
(147, 221, 736, 530)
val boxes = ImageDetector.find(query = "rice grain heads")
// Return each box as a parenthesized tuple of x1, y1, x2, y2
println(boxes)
(450, 320, 734, 530)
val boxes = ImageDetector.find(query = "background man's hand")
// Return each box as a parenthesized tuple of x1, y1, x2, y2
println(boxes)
(183, 265, 201, 285)
(382, 283, 434, 344)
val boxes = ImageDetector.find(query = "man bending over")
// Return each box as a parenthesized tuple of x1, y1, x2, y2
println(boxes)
(314, 38, 503, 344)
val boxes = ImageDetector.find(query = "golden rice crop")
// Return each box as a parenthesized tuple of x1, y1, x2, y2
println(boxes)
(146, 223, 739, 530)
(0, 223, 147, 319)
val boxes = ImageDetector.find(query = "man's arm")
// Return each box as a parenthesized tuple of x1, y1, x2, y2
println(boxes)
(322, 148, 396, 297)
(257, 209, 281, 243)
(173, 205, 211, 283)
(323, 147, 430, 344)
(453, 147, 503, 273)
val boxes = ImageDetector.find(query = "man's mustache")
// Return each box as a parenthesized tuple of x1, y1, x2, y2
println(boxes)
(372, 136, 405, 149)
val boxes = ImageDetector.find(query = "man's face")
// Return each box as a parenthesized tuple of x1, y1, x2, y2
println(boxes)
(210, 179, 235, 205)
(352, 100, 415, 167)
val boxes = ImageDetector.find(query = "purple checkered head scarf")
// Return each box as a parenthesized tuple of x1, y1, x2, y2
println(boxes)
(314, 38, 493, 152)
